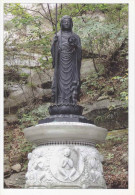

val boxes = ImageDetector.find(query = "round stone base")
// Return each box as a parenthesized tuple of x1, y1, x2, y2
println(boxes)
(23, 122, 107, 146)
(25, 144, 106, 189)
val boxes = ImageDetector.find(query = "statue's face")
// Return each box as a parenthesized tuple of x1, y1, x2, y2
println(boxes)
(64, 148, 71, 157)
(61, 18, 72, 31)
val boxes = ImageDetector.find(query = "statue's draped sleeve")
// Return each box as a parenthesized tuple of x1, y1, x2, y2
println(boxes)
(77, 36, 82, 70)
(51, 32, 60, 68)
(51, 37, 55, 68)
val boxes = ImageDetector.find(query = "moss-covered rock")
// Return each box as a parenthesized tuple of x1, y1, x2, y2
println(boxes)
(82, 99, 128, 130)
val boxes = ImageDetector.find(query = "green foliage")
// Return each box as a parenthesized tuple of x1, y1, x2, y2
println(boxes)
(5, 4, 35, 27)
(95, 115, 105, 123)
(27, 82, 36, 89)
(20, 142, 33, 154)
(4, 3, 53, 69)
(106, 153, 114, 160)
(32, 104, 49, 118)
(105, 4, 128, 25)
(73, 16, 128, 58)
(19, 113, 37, 128)
(81, 72, 99, 99)
(4, 3, 128, 69)
(55, 4, 127, 21)
(18, 104, 49, 128)
(19, 72, 29, 79)
(21, 160, 28, 171)
(108, 105, 116, 111)
(120, 91, 128, 101)
(112, 73, 128, 108)
(72, 5, 128, 75)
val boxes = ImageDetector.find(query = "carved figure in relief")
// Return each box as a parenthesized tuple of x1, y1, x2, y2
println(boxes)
(50, 147, 84, 183)
(35, 160, 46, 182)
(59, 148, 76, 181)
(26, 153, 37, 183)
(89, 151, 103, 183)
(26, 151, 46, 184)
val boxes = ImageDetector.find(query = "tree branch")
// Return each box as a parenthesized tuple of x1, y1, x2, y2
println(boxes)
(47, 4, 55, 31)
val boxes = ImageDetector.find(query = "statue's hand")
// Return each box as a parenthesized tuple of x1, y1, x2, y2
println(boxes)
(72, 43, 77, 49)
(68, 36, 77, 48)
(54, 35, 58, 42)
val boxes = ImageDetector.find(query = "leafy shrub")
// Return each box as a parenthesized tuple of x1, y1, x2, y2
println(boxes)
(73, 15, 128, 75)
(18, 103, 50, 128)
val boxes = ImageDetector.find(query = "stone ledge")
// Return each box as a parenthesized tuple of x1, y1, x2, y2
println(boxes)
(23, 122, 107, 146)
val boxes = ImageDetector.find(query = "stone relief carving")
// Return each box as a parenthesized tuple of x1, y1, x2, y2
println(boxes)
(58, 148, 76, 181)
(25, 145, 106, 189)
(25, 150, 47, 186)
(89, 150, 103, 183)
(50, 147, 84, 182)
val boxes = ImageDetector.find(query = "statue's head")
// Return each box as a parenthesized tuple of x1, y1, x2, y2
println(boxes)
(64, 148, 71, 157)
(60, 15, 73, 31)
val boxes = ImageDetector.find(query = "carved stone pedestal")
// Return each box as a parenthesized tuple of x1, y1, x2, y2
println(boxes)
(24, 122, 107, 189)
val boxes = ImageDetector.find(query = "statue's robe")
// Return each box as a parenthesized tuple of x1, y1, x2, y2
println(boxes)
(51, 30, 82, 104)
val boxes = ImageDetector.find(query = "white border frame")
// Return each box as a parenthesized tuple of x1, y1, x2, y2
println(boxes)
(0, 0, 134, 195)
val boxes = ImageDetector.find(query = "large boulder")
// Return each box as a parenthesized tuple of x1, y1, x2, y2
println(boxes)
(4, 87, 27, 114)
(4, 85, 52, 114)
(4, 68, 20, 82)
(82, 99, 128, 130)
(27, 59, 95, 88)
(81, 59, 95, 80)
(5, 114, 19, 124)
(11, 164, 22, 173)
(4, 171, 26, 188)
(36, 88, 52, 102)
(27, 69, 53, 88)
